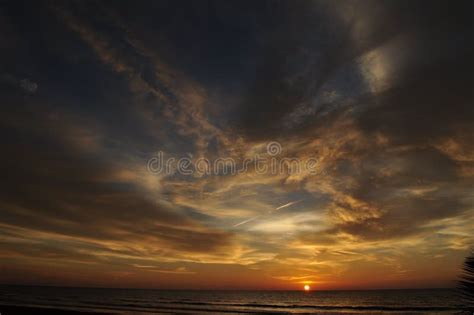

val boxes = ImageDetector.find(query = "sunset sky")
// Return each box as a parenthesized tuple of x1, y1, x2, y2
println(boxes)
(0, 1, 473, 290)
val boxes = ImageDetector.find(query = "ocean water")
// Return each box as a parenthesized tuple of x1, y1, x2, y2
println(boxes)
(0, 285, 463, 314)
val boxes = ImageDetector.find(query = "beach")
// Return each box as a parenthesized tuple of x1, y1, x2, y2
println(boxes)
(0, 305, 115, 314)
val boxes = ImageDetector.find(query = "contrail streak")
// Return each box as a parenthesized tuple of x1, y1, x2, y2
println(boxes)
(275, 199, 303, 210)
(233, 199, 304, 228)
(233, 215, 260, 227)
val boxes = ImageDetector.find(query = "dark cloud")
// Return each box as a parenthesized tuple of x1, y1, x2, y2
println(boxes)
(233, 0, 473, 139)
(0, 90, 232, 253)
(357, 58, 473, 146)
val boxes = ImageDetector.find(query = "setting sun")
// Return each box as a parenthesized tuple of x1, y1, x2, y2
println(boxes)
(304, 285, 310, 291)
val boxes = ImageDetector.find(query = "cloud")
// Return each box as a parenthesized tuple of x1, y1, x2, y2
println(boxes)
(19, 78, 38, 93)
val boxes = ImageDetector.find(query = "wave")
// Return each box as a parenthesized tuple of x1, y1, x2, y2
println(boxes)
(2, 299, 460, 313)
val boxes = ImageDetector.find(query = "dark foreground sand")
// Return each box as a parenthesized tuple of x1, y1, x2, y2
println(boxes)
(0, 305, 117, 314)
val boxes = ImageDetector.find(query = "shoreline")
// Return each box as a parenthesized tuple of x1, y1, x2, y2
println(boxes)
(0, 305, 116, 314)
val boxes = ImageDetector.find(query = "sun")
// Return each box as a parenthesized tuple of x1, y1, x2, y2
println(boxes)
(304, 284, 310, 291)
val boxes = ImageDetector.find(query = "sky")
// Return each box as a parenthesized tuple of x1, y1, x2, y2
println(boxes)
(0, 0, 473, 290)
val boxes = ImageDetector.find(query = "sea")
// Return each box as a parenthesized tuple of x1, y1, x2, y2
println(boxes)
(0, 285, 464, 314)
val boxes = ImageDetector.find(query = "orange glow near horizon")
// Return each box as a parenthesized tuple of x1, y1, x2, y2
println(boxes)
(304, 285, 310, 291)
